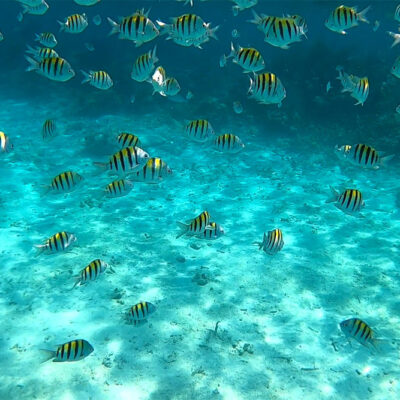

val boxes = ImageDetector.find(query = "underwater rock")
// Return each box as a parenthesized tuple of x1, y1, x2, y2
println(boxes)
(192, 272, 210, 286)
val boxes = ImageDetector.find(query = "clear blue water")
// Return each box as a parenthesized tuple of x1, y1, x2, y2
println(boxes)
(1, 1, 400, 399)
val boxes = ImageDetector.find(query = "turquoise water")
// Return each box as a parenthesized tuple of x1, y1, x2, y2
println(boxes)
(1, 1, 400, 399)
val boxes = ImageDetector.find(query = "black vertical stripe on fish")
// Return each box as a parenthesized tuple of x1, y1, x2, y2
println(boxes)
(286, 20, 292, 38)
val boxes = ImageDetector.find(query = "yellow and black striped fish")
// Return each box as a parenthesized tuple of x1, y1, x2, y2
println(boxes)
(340, 318, 378, 351)
(213, 134, 245, 153)
(0, 131, 12, 152)
(117, 132, 141, 148)
(47, 171, 83, 193)
(41, 339, 94, 363)
(58, 13, 88, 34)
(264, 17, 307, 49)
(108, 11, 159, 46)
(327, 187, 364, 215)
(257, 228, 284, 255)
(25, 56, 75, 82)
(176, 210, 211, 238)
(35, 32, 57, 48)
(336, 144, 394, 169)
(73, 259, 112, 288)
(94, 146, 149, 175)
(131, 46, 158, 82)
(26, 45, 59, 61)
(42, 119, 56, 139)
(127, 301, 156, 323)
(35, 231, 77, 254)
(185, 119, 215, 143)
(248, 72, 286, 106)
(229, 42, 265, 73)
(131, 157, 172, 183)
(105, 179, 134, 198)
(81, 70, 113, 90)
(196, 222, 225, 240)
(325, 5, 370, 35)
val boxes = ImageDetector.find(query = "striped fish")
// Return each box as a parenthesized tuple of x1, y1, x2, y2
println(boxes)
(395, 4, 400, 23)
(257, 228, 284, 255)
(26, 45, 58, 61)
(0, 131, 12, 153)
(160, 77, 181, 97)
(35, 32, 57, 48)
(107, 10, 159, 47)
(151, 66, 166, 93)
(213, 134, 245, 153)
(228, 42, 265, 73)
(58, 14, 88, 34)
(94, 146, 150, 175)
(131, 46, 158, 82)
(185, 119, 215, 143)
(42, 119, 57, 140)
(248, 72, 286, 106)
(21, 1, 49, 17)
(117, 132, 141, 148)
(325, 5, 370, 35)
(249, 11, 277, 35)
(131, 157, 172, 183)
(336, 144, 394, 169)
(340, 318, 378, 351)
(176, 210, 211, 238)
(196, 222, 225, 240)
(327, 187, 364, 216)
(46, 171, 84, 194)
(232, 0, 258, 15)
(104, 179, 133, 198)
(25, 56, 75, 82)
(127, 302, 156, 323)
(41, 339, 94, 362)
(157, 14, 212, 40)
(338, 67, 369, 106)
(264, 17, 307, 49)
(35, 231, 77, 254)
(73, 259, 113, 288)
(81, 70, 113, 90)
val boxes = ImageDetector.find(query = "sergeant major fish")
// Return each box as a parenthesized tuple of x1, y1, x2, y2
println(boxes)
(41, 339, 94, 362)
(227, 42, 265, 73)
(44, 171, 83, 195)
(196, 222, 225, 240)
(26, 45, 58, 61)
(248, 72, 286, 106)
(213, 133, 245, 153)
(336, 66, 369, 106)
(19, 0, 49, 20)
(73, 259, 113, 288)
(131, 46, 158, 82)
(58, 14, 88, 34)
(104, 179, 134, 198)
(35, 32, 57, 48)
(185, 119, 215, 143)
(326, 187, 364, 216)
(35, 231, 77, 254)
(176, 210, 211, 238)
(117, 132, 141, 148)
(256, 228, 284, 255)
(42, 119, 57, 140)
(0, 131, 13, 153)
(340, 318, 378, 352)
(232, 0, 257, 16)
(81, 70, 113, 90)
(325, 5, 370, 35)
(130, 157, 172, 183)
(25, 56, 75, 82)
(127, 302, 156, 323)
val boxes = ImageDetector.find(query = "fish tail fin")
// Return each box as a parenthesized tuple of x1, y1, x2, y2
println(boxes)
(39, 184, 51, 197)
(107, 17, 120, 36)
(326, 186, 339, 203)
(72, 277, 81, 289)
(25, 55, 38, 72)
(380, 154, 395, 166)
(248, 9, 262, 25)
(151, 45, 158, 63)
(34, 244, 46, 256)
(357, 5, 371, 24)
(93, 161, 108, 171)
(57, 20, 65, 32)
(156, 20, 170, 36)
(39, 349, 56, 363)
(34, 33, 40, 42)
(387, 31, 400, 48)
(25, 44, 36, 56)
(228, 41, 236, 58)
(80, 70, 91, 84)
(176, 221, 188, 239)
(300, 25, 308, 39)
(248, 74, 255, 96)
(208, 25, 219, 41)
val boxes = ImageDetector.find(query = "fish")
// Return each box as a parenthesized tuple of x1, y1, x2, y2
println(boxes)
(92, 14, 102, 26)
(373, 20, 380, 32)
(256, 229, 284, 255)
(104, 179, 133, 198)
(107, 10, 159, 47)
(213, 133, 245, 153)
(16, 0, 43, 6)
(248, 72, 286, 106)
(326, 187, 364, 216)
(185, 119, 215, 143)
(81, 70, 113, 90)
(20, 0, 49, 18)
(0, 131, 13, 153)
(326, 81, 331, 93)
(325, 5, 370, 35)
(73, 259, 112, 288)
(45, 171, 84, 194)
(35, 32, 57, 48)
(117, 132, 141, 148)
(25, 45, 59, 61)
(157, 14, 218, 42)
(58, 14, 89, 34)
(159, 77, 181, 97)
(127, 302, 156, 323)
(25, 56, 75, 82)
(196, 222, 225, 240)
(219, 54, 227, 68)
(395, 4, 400, 23)
(168, 32, 215, 49)
(73, 0, 101, 5)
(387, 31, 400, 48)
(42, 119, 57, 140)
(131, 46, 158, 82)
(130, 157, 172, 183)
(336, 67, 369, 106)
(233, 101, 243, 114)
(232, 0, 257, 16)
(335, 144, 394, 169)
(41, 339, 94, 362)
(176, 210, 211, 238)
(392, 56, 400, 78)
(228, 42, 265, 73)
(94, 147, 150, 175)
(231, 29, 240, 38)
(35, 231, 77, 254)
(150, 66, 166, 94)
(340, 318, 378, 351)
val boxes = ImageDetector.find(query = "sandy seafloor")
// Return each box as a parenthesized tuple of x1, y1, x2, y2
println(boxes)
(0, 89, 400, 400)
